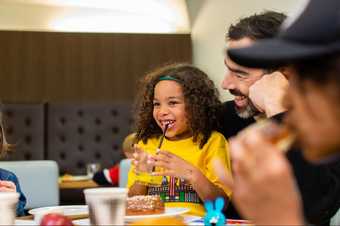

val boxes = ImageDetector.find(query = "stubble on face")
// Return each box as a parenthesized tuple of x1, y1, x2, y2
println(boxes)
(229, 88, 260, 118)
(235, 100, 260, 118)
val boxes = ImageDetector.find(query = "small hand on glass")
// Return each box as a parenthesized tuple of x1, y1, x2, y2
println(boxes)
(132, 144, 154, 174)
(150, 150, 198, 181)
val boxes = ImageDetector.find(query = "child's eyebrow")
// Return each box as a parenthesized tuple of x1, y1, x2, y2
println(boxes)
(168, 96, 183, 100)
(153, 96, 184, 101)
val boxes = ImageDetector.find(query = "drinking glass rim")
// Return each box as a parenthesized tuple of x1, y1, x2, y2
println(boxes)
(84, 187, 127, 195)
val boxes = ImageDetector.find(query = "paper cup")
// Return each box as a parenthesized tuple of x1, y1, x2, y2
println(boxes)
(84, 187, 127, 225)
(0, 192, 19, 225)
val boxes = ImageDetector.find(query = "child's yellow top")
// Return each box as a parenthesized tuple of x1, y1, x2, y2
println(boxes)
(127, 131, 232, 216)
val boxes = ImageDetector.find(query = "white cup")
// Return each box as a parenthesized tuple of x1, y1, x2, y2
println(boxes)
(84, 187, 127, 225)
(33, 207, 64, 224)
(0, 192, 19, 225)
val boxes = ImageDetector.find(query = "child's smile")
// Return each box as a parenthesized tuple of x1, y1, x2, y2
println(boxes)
(160, 120, 175, 130)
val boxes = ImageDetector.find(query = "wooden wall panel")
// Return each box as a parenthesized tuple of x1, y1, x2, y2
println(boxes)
(0, 31, 192, 102)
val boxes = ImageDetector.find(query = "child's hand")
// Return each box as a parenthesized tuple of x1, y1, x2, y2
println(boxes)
(132, 145, 153, 174)
(151, 150, 198, 181)
(0, 180, 17, 192)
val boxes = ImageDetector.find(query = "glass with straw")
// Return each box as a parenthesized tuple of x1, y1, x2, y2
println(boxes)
(135, 124, 169, 187)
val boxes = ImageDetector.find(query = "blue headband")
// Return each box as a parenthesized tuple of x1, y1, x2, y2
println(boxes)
(158, 75, 180, 82)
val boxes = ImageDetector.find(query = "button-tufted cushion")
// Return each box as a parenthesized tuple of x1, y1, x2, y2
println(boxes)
(2, 103, 45, 160)
(47, 103, 133, 175)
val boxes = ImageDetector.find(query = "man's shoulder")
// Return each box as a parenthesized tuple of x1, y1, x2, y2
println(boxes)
(220, 100, 236, 112)
(218, 101, 240, 123)
(217, 101, 255, 138)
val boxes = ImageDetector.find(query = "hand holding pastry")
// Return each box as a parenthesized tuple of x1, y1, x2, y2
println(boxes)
(243, 120, 295, 153)
(214, 122, 303, 225)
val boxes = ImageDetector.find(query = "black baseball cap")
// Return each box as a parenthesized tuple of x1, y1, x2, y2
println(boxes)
(227, 0, 340, 68)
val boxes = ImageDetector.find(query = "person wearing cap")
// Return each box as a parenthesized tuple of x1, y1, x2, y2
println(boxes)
(218, 10, 340, 225)
(220, 0, 340, 224)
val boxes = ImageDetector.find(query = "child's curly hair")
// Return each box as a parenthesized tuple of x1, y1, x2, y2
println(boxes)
(134, 63, 221, 148)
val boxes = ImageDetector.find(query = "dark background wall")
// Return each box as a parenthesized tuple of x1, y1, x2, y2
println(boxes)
(0, 31, 192, 102)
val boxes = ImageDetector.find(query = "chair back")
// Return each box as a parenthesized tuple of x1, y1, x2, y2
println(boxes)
(0, 160, 59, 209)
(119, 158, 131, 187)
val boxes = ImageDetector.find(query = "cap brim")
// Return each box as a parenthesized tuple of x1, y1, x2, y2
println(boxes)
(227, 38, 337, 68)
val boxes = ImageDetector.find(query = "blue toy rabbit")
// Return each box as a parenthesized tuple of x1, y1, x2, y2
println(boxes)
(204, 197, 226, 226)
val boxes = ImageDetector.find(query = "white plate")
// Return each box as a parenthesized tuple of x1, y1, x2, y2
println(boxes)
(60, 175, 91, 182)
(73, 207, 189, 225)
(15, 220, 37, 225)
(125, 207, 189, 221)
(29, 205, 88, 217)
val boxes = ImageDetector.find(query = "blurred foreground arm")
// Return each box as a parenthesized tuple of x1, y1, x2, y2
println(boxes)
(215, 128, 304, 225)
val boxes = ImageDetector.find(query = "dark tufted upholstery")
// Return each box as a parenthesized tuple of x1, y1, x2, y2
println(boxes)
(46, 103, 133, 175)
(2, 103, 45, 160)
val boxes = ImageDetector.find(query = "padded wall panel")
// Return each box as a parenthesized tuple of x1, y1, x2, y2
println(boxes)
(47, 103, 133, 174)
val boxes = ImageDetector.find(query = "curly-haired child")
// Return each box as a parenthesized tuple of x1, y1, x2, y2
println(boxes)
(0, 112, 26, 216)
(127, 63, 232, 216)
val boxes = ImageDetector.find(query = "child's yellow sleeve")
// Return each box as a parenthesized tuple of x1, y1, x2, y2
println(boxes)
(204, 132, 233, 197)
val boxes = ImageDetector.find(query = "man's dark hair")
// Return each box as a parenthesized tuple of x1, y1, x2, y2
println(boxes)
(227, 11, 287, 41)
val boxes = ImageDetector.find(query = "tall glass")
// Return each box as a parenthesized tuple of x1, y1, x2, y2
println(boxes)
(134, 148, 163, 187)
(84, 188, 127, 225)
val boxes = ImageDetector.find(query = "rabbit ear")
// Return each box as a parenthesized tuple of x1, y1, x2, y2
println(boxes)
(204, 200, 214, 212)
(215, 197, 224, 211)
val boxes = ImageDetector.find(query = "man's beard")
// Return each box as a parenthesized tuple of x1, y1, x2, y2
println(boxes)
(230, 89, 260, 119)
(235, 100, 259, 119)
